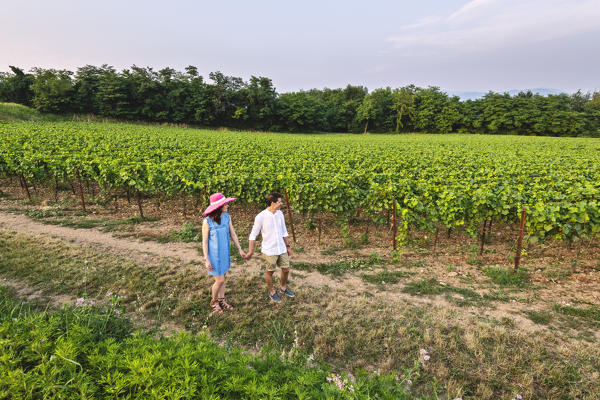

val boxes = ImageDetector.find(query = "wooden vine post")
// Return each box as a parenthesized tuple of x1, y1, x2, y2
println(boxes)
(392, 199, 398, 250)
(514, 208, 526, 271)
(479, 219, 488, 255)
(283, 188, 297, 243)
(54, 176, 59, 203)
(136, 190, 144, 219)
(20, 174, 31, 200)
(75, 168, 86, 212)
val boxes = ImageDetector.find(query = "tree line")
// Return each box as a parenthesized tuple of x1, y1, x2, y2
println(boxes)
(1, 65, 599, 136)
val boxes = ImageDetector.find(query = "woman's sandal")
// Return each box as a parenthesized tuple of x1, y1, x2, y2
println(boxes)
(218, 298, 234, 310)
(210, 299, 223, 315)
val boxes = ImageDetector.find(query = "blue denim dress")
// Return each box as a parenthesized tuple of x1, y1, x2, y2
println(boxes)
(205, 212, 231, 276)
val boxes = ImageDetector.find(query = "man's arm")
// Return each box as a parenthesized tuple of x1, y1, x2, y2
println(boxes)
(283, 236, 292, 257)
(280, 212, 291, 256)
(245, 213, 262, 260)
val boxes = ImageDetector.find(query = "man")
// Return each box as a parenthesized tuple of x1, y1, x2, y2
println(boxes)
(245, 191, 294, 302)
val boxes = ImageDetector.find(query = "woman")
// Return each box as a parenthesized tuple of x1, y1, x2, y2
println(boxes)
(202, 192, 246, 314)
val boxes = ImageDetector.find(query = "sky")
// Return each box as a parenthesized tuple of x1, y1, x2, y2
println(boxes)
(1, 0, 599, 94)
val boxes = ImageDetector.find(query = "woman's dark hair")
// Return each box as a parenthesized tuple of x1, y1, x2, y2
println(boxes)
(207, 206, 223, 225)
(266, 192, 283, 207)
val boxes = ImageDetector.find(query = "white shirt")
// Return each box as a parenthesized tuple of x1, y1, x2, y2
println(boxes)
(248, 209, 289, 256)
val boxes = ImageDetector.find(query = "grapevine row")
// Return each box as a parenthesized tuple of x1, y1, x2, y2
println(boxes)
(1, 122, 599, 243)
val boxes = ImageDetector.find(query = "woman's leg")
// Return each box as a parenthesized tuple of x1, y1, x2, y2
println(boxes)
(217, 274, 234, 309)
(218, 273, 226, 299)
(212, 275, 225, 302)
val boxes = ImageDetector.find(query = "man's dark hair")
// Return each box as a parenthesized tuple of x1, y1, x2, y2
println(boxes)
(266, 191, 283, 207)
(207, 206, 224, 225)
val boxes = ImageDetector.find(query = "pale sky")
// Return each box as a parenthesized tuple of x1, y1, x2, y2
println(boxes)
(1, 0, 599, 93)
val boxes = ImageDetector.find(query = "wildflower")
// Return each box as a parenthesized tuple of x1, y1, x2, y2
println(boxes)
(374, 370, 380, 376)
(348, 373, 355, 383)
(424, 355, 430, 361)
(516, 395, 522, 400)
(76, 297, 85, 306)
(456, 398, 462, 400)
(407, 379, 413, 386)
(420, 349, 428, 355)
(247, 365, 253, 369)
(106, 291, 113, 297)
(40, 338, 46, 342)
(113, 309, 121, 316)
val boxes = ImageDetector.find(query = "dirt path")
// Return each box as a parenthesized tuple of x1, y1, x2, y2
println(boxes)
(0, 211, 203, 265)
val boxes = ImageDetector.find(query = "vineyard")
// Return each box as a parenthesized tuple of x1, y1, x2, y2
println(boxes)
(2, 121, 600, 245)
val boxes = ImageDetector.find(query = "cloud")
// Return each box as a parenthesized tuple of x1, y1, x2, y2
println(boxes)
(447, 0, 498, 22)
(388, 0, 600, 54)
(397, 16, 442, 31)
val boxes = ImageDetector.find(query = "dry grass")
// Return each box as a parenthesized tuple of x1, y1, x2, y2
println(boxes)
(1, 229, 599, 399)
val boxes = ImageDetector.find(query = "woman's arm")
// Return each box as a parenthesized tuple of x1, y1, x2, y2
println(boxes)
(202, 219, 213, 271)
(229, 220, 246, 258)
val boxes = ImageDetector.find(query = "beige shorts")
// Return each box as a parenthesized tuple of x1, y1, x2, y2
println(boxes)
(262, 252, 290, 272)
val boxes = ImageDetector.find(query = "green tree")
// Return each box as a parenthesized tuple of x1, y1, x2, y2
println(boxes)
(392, 86, 416, 133)
(356, 94, 376, 134)
(30, 68, 75, 113)
(0, 66, 35, 105)
(277, 91, 327, 132)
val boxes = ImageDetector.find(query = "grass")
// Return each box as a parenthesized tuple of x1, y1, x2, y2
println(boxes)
(293, 253, 382, 277)
(0, 286, 415, 399)
(0, 102, 64, 121)
(402, 278, 487, 306)
(483, 267, 530, 287)
(20, 206, 163, 233)
(361, 269, 409, 286)
(525, 310, 554, 325)
(1, 230, 600, 399)
(553, 304, 600, 322)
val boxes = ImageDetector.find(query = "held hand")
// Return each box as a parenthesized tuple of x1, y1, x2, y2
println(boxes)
(286, 246, 292, 257)
(244, 252, 253, 260)
(205, 260, 214, 271)
(238, 248, 246, 259)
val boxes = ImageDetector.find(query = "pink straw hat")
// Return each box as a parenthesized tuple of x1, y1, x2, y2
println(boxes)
(203, 193, 237, 215)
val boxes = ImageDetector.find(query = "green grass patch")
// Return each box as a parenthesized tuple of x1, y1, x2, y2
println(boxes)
(0, 285, 414, 399)
(525, 310, 553, 325)
(402, 278, 484, 306)
(361, 269, 409, 286)
(23, 207, 157, 231)
(553, 304, 600, 322)
(172, 221, 201, 242)
(483, 267, 529, 287)
(0, 102, 65, 121)
(294, 254, 382, 277)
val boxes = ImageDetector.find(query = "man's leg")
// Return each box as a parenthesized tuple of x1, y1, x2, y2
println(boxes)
(280, 268, 289, 291)
(265, 270, 275, 295)
(278, 253, 291, 292)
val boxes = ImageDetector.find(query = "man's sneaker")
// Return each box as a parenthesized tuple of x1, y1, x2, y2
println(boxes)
(269, 292, 282, 302)
(279, 287, 295, 298)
